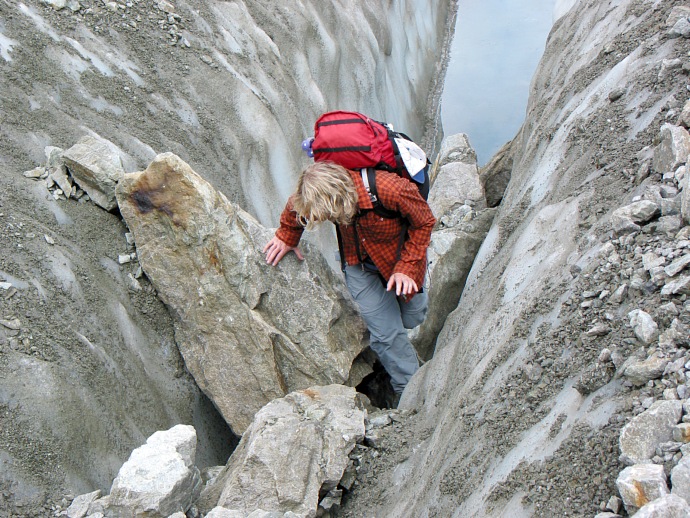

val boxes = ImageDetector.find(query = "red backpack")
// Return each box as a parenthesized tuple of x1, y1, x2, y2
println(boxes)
(308, 110, 430, 199)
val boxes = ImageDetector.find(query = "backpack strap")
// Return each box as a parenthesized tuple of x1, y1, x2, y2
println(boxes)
(360, 168, 399, 219)
(361, 168, 409, 263)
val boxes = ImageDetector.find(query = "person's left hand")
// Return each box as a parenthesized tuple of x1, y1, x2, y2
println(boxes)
(387, 272, 418, 297)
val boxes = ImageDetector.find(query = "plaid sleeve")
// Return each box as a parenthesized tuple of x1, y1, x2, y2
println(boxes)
(275, 196, 305, 247)
(377, 174, 436, 279)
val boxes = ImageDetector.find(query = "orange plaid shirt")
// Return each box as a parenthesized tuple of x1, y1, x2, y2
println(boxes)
(276, 169, 436, 288)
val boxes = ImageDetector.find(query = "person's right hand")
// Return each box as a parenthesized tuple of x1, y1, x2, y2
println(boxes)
(262, 236, 304, 266)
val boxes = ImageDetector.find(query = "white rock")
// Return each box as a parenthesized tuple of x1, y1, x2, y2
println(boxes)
(64, 490, 101, 518)
(616, 464, 669, 514)
(634, 494, 690, 517)
(92, 424, 201, 518)
(654, 124, 690, 174)
(666, 255, 690, 277)
(662, 275, 690, 296)
(204, 508, 245, 518)
(62, 136, 126, 212)
(619, 400, 683, 464)
(628, 309, 659, 344)
(198, 385, 365, 517)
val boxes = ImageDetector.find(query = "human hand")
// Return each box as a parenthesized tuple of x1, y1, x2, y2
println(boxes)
(262, 236, 304, 266)
(386, 272, 418, 297)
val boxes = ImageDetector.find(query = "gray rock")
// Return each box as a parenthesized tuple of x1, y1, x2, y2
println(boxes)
(654, 124, 690, 174)
(594, 514, 621, 518)
(628, 309, 659, 344)
(667, 6, 690, 27)
(682, 162, 690, 225)
(624, 355, 669, 386)
(607, 495, 623, 514)
(89, 425, 201, 518)
(609, 87, 626, 102)
(666, 255, 690, 277)
(62, 136, 126, 211)
(434, 133, 478, 171)
(672, 456, 690, 503)
(674, 423, 690, 443)
(205, 508, 246, 518)
(659, 59, 684, 81)
(63, 490, 101, 518)
(197, 385, 365, 517)
(40, 0, 80, 10)
(619, 400, 683, 464)
(658, 215, 684, 235)
(610, 284, 629, 304)
(428, 137, 486, 221)
(670, 17, 690, 39)
(612, 201, 660, 234)
(479, 139, 513, 207)
(116, 154, 367, 434)
(634, 494, 690, 517)
(662, 275, 690, 296)
(411, 208, 495, 360)
(616, 464, 669, 515)
(643, 253, 666, 271)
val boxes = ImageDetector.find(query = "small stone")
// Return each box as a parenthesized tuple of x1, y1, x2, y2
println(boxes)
(587, 323, 611, 336)
(606, 496, 623, 514)
(628, 309, 659, 344)
(666, 254, 690, 277)
(609, 87, 626, 102)
(23, 167, 44, 179)
(118, 253, 137, 264)
(0, 318, 21, 330)
(674, 423, 690, 443)
(45, 235, 55, 245)
(662, 275, 690, 296)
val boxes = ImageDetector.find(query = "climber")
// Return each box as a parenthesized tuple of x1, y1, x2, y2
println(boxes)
(262, 161, 436, 406)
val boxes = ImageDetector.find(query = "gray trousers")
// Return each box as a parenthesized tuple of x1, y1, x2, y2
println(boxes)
(344, 265, 427, 393)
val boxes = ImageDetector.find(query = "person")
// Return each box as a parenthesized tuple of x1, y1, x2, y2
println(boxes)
(263, 161, 436, 404)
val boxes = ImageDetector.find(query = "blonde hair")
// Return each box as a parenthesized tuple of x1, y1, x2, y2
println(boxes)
(292, 162, 359, 229)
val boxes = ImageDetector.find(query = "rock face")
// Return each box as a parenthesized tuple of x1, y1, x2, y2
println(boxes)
(199, 385, 365, 517)
(116, 153, 367, 434)
(410, 134, 495, 360)
(353, 1, 690, 517)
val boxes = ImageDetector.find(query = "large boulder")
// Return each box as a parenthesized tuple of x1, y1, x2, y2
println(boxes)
(198, 385, 365, 517)
(116, 153, 367, 434)
(87, 425, 202, 518)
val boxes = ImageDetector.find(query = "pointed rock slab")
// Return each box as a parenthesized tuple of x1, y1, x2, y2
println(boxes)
(88, 425, 202, 518)
(198, 385, 365, 517)
(619, 400, 683, 465)
(653, 124, 690, 175)
(412, 208, 496, 360)
(62, 136, 126, 211)
(115, 153, 367, 433)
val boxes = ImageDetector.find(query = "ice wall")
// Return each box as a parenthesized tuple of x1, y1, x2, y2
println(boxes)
(1, 0, 454, 227)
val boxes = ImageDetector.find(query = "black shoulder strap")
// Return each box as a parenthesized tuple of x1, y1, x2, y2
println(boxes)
(361, 168, 399, 219)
